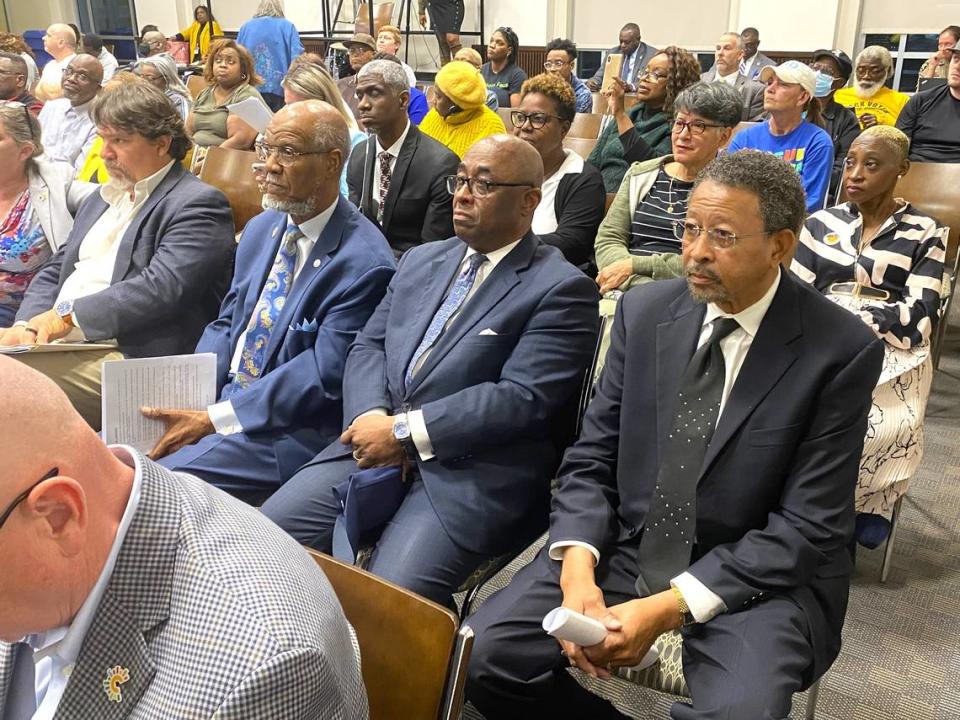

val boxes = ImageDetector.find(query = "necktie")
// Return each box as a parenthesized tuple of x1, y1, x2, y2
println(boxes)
(227, 223, 302, 393)
(620, 51, 632, 81)
(405, 252, 488, 386)
(377, 151, 392, 222)
(4, 642, 36, 720)
(635, 317, 741, 596)
(738, 58, 747, 77)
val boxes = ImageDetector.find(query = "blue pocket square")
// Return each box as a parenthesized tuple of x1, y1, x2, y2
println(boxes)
(290, 318, 318, 333)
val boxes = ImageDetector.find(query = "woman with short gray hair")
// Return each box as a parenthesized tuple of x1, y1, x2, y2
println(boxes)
(595, 81, 742, 293)
(0, 104, 92, 324)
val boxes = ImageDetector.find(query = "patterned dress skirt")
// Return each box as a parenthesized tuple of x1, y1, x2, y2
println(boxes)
(827, 294, 933, 514)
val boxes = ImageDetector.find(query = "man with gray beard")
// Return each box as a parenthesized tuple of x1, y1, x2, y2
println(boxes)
(149, 100, 396, 503)
(834, 45, 909, 128)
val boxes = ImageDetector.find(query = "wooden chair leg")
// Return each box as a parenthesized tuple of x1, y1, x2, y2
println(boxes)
(804, 678, 821, 719)
(880, 496, 903, 583)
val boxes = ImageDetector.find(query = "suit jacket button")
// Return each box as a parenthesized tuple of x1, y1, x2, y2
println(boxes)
(313, 259, 321, 268)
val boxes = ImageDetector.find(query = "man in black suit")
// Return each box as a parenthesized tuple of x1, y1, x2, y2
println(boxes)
(586, 23, 658, 93)
(347, 58, 459, 257)
(466, 150, 885, 719)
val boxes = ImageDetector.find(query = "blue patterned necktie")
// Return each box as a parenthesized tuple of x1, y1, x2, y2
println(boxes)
(227, 222, 302, 393)
(405, 252, 488, 386)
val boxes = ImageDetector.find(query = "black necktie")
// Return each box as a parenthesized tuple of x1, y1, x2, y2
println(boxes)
(4, 642, 36, 720)
(636, 317, 741, 596)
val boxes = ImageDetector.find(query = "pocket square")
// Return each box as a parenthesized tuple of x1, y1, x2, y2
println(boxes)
(478, 328, 499, 336)
(290, 318, 318, 333)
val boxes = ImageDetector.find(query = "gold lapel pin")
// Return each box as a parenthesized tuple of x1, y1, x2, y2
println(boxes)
(103, 665, 130, 703)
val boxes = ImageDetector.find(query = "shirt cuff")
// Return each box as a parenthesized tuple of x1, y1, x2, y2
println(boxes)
(208, 400, 243, 436)
(407, 409, 434, 461)
(548, 541, 600, 565)
(671, 572, 727, 624)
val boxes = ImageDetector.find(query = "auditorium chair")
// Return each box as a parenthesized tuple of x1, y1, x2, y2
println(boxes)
(590, 93, 641, 114)
(496, 107, 513, 129)
(568, 113, 603, 139)
(308, 550, 473, 720)
(197, 146, 263, 233)
(354, 2, 395, 36)
(186, 74, 206, 101)
(562, 136, 597, 160)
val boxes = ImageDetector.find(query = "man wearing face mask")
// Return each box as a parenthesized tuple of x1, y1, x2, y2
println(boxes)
(138, 30, 167, 59)
(811, 49, 860, 201)
(834, 46, 909, 128)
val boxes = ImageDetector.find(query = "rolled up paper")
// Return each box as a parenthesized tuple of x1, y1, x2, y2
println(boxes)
(542, 607, 608, 646)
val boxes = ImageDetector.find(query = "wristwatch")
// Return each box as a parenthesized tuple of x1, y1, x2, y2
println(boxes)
(671, 586, 696, 626)
(55, 299, 75, 328)
(392, 413, 419, 463)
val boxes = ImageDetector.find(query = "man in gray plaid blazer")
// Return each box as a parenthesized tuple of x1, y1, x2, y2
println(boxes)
(0, 357, 367, 720)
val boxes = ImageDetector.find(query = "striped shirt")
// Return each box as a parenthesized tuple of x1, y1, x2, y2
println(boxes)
(791, 201, 946, 349)
(629, 166, 692, 255)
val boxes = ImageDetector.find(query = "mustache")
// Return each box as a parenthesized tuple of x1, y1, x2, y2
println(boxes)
(684, 262, 721, 282)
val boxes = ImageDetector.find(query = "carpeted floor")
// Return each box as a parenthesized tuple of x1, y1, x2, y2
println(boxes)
(462, 300, 960, 720)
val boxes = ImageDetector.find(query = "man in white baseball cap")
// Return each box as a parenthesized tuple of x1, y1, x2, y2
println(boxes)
(726, 60, 835, 211)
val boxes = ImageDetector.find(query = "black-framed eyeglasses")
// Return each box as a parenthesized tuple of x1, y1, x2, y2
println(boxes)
(510, 111, 563, 130)
(0, 467, 59, 530)
(255, 141, 328, 167)
(62, 66, 94, 83)
(672, 119, 724, 136)
(672, 220, 767, 249)
(445, 175, 534, 197)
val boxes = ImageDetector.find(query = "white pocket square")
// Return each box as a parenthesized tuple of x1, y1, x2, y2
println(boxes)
(478, 328, 499, 336)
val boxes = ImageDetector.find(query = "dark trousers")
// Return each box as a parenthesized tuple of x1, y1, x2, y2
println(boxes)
(465, 540, 815, 720)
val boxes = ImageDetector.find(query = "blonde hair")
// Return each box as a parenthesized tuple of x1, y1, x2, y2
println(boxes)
(454, 47, 483, 69)
(283, 57, 360, 131)
(378, 25, 401, 46)
(858, 125, 910, 162)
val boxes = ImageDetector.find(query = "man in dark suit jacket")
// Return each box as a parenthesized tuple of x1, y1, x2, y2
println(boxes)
(147, 101, 395, 503)
(586, 23, 658, 93)
(1, 83, 235, 429)
(347, 58, 458, 257)
(466, 150, 884, 719)
(702, 32, 766, 121)
(261, 135, 600, 605)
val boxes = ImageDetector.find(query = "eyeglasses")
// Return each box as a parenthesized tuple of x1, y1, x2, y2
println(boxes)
(446, 175, 534, 197)
(0, 467, 59, 530)
(347, 46, 372, 56)
(543, 60, 569, 70)
(255, 141, 328, 167)
(62, 66, 95, 83)
(510, 111, 563, 130)
(638, 69, 669, 82)
(672, 119, 724, 136)
(672, 220, 767, 249)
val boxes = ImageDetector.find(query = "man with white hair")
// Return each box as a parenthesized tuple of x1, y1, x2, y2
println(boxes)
(0, 356, 368, 719)
(834, 45, 909, 128)
(35, 23, 78, 101)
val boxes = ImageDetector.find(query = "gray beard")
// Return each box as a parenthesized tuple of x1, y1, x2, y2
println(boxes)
(854, 79, 883, 98)
(262, 194, 318, 216)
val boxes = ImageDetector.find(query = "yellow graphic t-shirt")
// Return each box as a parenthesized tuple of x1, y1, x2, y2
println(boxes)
(834, 86, 910, 127)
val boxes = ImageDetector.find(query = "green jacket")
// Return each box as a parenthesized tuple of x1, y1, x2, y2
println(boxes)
(594, 155, 684, 291)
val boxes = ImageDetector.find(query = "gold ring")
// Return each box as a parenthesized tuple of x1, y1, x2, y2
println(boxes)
(24, 327, 38, 335)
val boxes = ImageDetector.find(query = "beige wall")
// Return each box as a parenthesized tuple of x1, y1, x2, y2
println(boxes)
(860, 0, 960, 31)
(572, 2, 732, 49)
(5, 0, 77, 33)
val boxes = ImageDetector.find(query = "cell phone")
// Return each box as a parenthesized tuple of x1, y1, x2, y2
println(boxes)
(601, 54, 624, 92)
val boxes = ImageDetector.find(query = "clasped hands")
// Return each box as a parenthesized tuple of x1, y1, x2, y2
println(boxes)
(558, 549, 682, 679)
(341, 413, 404, 469)
(0, 310, 74, 346)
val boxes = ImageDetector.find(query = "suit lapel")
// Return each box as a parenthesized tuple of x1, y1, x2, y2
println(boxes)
(655, 293, 706, 464)
(263, 199, 349, 366)
(381, 127, 419, 229)
(408, 234, 535, 393)
(699, 274, 802, 480)
(110, 165, 183, 283)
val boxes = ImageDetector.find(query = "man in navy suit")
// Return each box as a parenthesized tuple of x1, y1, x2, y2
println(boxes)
(148, 100, 395, 503)
(261, 135, 600, 604)
(465, 151, 885, 719)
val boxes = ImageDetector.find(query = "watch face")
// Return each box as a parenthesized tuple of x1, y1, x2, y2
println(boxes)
(56, 300, 73, 317)
(394, 420, 410, 439)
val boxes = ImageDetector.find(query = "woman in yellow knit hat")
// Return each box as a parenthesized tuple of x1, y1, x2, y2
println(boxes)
(419, 61, 506, 158)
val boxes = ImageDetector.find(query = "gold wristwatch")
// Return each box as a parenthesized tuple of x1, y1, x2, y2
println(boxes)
(672, 586, 695, 626)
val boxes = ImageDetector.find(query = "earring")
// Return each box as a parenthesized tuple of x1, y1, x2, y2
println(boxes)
(241, 73, 247, 80)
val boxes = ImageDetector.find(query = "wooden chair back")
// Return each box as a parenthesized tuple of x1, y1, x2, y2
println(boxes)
(891, 163, 960, 269)
(563, 136, 597, 160)
(496, 106, 514, 129)
(308, 550, 471, 720)
(355, 2, 396, 36)
(198, 146, 263, 232)
(568, 113, 603, 139)
(186, 74, 207, 101)
(590, 92, 639, 114)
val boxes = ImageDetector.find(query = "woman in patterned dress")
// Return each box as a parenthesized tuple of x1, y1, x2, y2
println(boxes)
(791, 125, 946, 547)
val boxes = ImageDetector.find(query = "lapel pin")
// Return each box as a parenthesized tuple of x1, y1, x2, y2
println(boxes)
(313, 258, 322, 268)
(103, 665, 130, 703)
(825, 233, 840, 246)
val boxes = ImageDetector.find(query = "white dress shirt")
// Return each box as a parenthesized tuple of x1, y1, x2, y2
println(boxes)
(531, 150, 583, 235)
(360, 239, 523, 461)
(22, 446, 142, 720)
(549, 270, 782, 623)
(97, 48, 119, 83)
(208, 200, 338, 435)
(371, 121, 411, 220)
(717, 70, 739, 86)
(54, 161, 175, 336)
(38, 96, 97, 172)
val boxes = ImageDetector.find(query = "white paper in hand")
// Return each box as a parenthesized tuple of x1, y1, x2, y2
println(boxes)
(542, 607, 660, 670)
(227, 97, 274, 134)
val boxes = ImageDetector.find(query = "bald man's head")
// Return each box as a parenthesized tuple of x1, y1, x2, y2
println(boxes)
(45, 23, 78, 59)
(452, 134, 544, 252)
(63, 54, 103, 104)
(0, 357, 133, 642)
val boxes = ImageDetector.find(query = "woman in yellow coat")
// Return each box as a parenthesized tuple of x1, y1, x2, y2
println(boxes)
(419, 60, 506, 158)
(176, 5, 222, 63)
